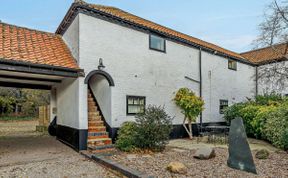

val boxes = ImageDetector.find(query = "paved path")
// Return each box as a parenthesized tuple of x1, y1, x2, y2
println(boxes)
(168, 138, 279, 152)
(0, 121, 119, 178)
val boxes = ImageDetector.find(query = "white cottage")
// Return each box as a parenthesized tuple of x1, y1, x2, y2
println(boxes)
(0, 1, 284, 151)
(55, 1, 257, 150)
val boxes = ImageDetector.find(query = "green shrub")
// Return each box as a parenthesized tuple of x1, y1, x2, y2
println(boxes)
(0, 96, 15, 114)
(251, 106, 276, 139)
(239, 105, 261, 137)
(115, 121, 137, 152)
(115, 105, 173, 152)
(135, 105, 173, 151)
(224, 94, 288, 150)
(281, 129, 288, 151)
(223, 103, 247, 123)
(263, 106, 288, 150)
(255, 92, 283, 106)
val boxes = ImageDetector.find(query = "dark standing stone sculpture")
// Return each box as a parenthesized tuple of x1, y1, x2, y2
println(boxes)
(227, 117, 257, 174)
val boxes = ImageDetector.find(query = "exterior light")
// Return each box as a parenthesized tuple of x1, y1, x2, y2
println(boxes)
(98, 58, 105, 70)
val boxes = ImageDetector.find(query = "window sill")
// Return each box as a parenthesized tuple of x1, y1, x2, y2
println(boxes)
(149, 47, 166, 53)
(228, 68, 237, 71)
(126, 113, 142, 116)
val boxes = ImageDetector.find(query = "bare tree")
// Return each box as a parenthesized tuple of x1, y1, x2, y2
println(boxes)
(253, 0, 288, 92)
(255, 0, 288, 47)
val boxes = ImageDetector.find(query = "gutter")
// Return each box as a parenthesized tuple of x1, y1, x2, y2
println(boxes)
(199, 48, 203, 132)
(255, 66, 258, 96)
(56, 3, 79, 34)
(254, 57, 288, 66)
(0, 58, 85, 78)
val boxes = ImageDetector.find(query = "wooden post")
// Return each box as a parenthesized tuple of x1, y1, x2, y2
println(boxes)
(36, 105, 50, 132)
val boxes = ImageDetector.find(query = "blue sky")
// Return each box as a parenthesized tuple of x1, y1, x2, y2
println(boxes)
(0, 0, 271, 52)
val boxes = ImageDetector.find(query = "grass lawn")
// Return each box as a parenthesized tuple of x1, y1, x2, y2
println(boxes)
(0, 116, 35, 121)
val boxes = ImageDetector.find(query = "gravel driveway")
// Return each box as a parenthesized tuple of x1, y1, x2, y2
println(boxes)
(0, 121, 119, 178)
(111, 139, 288, 178)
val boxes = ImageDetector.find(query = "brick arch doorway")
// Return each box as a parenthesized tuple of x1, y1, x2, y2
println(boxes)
(85, 70, 115, 152)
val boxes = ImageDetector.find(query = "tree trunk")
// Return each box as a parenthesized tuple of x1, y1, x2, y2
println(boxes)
(183, 116, 193, 139)
(188, 119, 193, 139)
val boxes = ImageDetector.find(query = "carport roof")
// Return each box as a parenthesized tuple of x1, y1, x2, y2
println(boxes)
(0, 22, 80, 70)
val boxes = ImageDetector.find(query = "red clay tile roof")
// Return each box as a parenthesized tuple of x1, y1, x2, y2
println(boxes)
(65, 1, 246, 61)
(0, 22, 79, 70)
(241, 43, 288, 64)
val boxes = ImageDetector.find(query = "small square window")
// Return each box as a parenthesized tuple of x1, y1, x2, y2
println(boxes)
(149, 35, 166, 52)
(228, 60, 237, 70)
(220, 100, 228, 114)
(127, 96, 146, 115)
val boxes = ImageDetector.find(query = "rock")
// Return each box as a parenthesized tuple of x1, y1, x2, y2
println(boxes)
(126, 154, 137, 160)
(172, 148, 186, 153)
(193, 146, 216, 160)
(166, 162, 187, 174)
(142, 155, 152, 158)
(227, 117, 257, 174)
(255, 149, 269, 159)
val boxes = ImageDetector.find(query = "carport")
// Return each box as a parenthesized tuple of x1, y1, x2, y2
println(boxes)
(0, 58, 83, 119)
(0, 22, 84, 150)
(0, 59, 81, 90)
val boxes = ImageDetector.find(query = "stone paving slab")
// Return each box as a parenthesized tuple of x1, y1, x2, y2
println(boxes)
(168, 138, 279, 152)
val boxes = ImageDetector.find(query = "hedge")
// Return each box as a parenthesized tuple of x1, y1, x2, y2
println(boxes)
(224, 94, 288, 150)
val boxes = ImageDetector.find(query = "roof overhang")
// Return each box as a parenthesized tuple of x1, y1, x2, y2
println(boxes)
(0, 58, 84, 78)
(255, 57, 288, 66)
(0, 58, 84, 90)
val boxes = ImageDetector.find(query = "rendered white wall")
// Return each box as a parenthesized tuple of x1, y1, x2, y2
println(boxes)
(50, 87, 57, 122)
(61, 13, 88, 130)
(201, 52, 256, 122)
(89, 75, 112, 126)
(78, 77, 88, 130)
(257, 61, 288, 95)
(79, 13, 200, 127)
(56, 78, 80, 128)
(62, 15, 79, 61)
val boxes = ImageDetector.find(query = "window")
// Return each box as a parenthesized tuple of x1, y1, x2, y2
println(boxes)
(149, 34, 166, 52)
(228, 60, 237, 70)
(127, 96, 146, 115)
(219, 100, 228, 114)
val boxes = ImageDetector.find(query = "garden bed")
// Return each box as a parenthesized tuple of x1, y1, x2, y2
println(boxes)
(110, 146, 288, 178)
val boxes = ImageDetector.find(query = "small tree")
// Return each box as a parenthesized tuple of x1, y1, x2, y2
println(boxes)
(174, 88, 204, 139)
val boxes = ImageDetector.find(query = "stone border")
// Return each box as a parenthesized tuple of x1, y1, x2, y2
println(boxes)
(81, 151, 154, 178)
